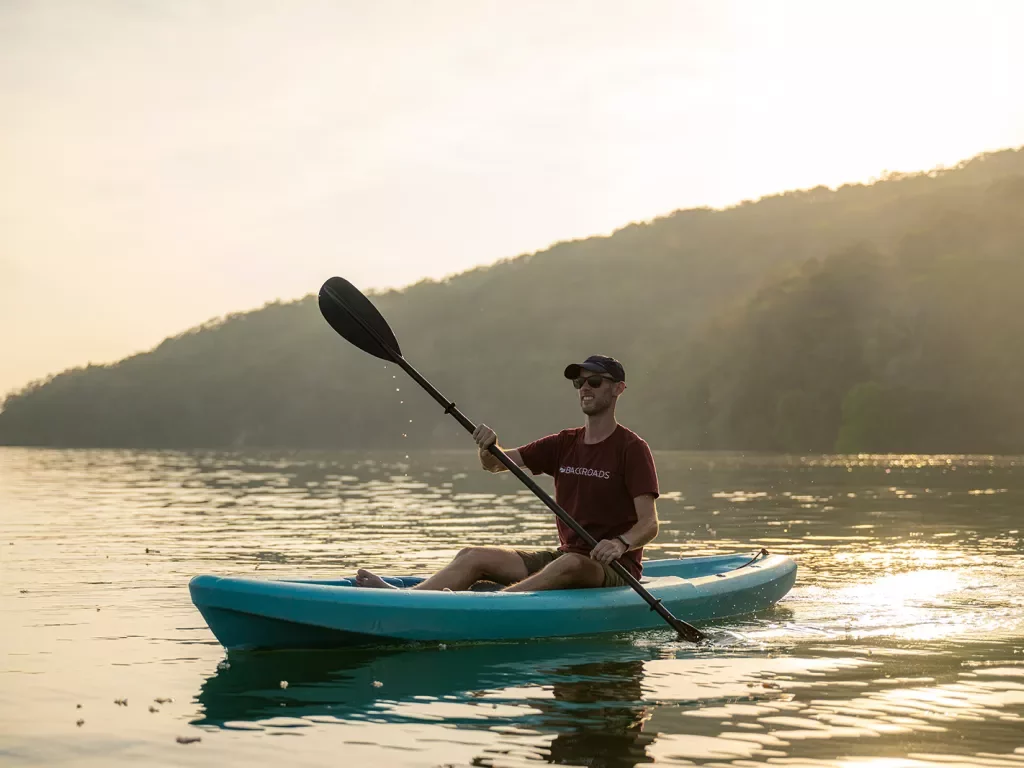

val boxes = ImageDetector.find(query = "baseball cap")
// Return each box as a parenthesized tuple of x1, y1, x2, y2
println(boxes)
(563, 355, 626, 382)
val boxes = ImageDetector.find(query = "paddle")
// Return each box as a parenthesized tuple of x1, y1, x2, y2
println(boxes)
(318, 276, 708, 644)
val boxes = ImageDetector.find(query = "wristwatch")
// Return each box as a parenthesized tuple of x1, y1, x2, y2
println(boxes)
(615, 535, 631, 550)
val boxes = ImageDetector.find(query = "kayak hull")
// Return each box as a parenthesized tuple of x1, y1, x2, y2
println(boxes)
(190, 552, 796, 651)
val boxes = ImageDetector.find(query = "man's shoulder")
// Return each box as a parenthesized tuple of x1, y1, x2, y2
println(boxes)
(538, 427, 583, 442)
(524, 427, 581, 448)
(615, 424, 651, 448)
(551, 427, 583, 450)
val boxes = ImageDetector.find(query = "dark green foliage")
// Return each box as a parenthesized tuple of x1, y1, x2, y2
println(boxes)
(3, 148, 1024, 452)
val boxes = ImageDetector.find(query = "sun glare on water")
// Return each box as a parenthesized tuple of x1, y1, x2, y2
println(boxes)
(838, 566, 979, 641)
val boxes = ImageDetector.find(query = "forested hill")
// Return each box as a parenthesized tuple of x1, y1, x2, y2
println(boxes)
(3, 147, 1024, 453)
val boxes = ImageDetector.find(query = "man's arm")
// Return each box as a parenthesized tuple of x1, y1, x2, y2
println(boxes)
(472, 424, 524, 473)
(590, 494, 659, 564)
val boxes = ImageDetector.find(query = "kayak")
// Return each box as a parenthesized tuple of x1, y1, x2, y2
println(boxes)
(189, 551, 796, 651)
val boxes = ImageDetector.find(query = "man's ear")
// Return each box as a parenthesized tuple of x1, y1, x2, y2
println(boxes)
(615, 381, 627, 395)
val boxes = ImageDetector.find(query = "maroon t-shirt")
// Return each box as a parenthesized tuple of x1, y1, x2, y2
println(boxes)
(516, 425, 659, 579)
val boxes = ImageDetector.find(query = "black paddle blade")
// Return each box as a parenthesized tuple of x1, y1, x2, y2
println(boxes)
(318, 276, 403, 363)
(672, 618, 708, 644)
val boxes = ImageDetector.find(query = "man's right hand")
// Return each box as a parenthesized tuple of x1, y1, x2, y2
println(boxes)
(473, 424, 498, 451)
(474, 424, 508, 472)
(474, 425, 524, 472)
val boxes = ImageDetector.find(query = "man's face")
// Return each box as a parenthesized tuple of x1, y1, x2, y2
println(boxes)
(575, 370, 624, 415)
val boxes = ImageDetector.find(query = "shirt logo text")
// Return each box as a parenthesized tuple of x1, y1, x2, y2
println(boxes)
(559, 466, 611, 479)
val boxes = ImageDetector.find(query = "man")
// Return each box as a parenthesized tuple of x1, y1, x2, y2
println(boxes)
(355, 355, 660, 591)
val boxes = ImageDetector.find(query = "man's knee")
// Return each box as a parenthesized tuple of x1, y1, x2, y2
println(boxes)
(547, 552, 591, 577)
(453, 546, 510, 576)
(455, 546, 494, 564)
(453, 546, 525, 583)
(541, 552, 605, 587)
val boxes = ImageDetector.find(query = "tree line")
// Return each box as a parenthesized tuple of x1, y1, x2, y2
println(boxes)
(3, 147, 1023, 454)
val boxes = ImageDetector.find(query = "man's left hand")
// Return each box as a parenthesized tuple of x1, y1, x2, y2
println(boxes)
(590, 538, 628, 564)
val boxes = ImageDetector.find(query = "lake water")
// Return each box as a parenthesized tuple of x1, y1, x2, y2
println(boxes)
(1, 447, 1022, 767)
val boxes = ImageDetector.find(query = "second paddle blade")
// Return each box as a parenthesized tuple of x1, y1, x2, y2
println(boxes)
(319, 276, 403, 362)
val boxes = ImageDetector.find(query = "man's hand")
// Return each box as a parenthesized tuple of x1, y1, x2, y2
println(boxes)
(590, 538, 628, 564)
(472, 424, 497, 451)
(474, 424, 507, 472)
(473, 426, 524, 472)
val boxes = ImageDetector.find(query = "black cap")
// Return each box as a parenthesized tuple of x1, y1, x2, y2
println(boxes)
(563, 355, 626, 382)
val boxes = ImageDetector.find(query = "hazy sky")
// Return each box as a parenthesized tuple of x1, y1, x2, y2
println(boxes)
(2, 0, 1022, 396)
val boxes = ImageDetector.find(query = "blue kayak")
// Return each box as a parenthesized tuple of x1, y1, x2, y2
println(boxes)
(190, 551, 796, 651)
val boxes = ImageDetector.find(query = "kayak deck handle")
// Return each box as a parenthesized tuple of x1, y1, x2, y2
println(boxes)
(737, 548, 770, 570)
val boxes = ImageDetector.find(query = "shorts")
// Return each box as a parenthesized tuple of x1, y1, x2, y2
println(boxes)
(514, 548, 629, 588)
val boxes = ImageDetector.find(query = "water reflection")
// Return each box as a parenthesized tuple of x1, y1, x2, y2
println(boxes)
(195, 641, 658, 766)
(543, 660, 652, 767)
(194, 640, 648, 726)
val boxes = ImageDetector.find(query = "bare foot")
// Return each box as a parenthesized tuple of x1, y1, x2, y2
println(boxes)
(355, 568, 398, 589)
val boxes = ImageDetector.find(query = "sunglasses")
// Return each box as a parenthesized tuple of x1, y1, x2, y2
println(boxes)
(572, 375, 616, 389)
